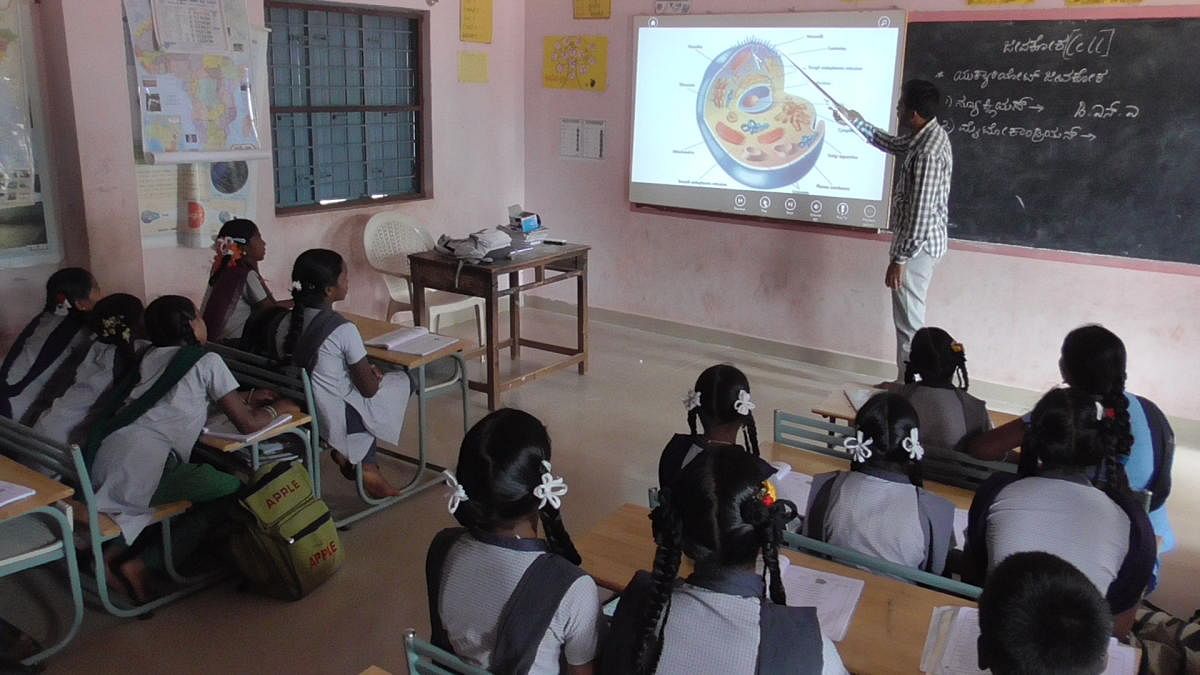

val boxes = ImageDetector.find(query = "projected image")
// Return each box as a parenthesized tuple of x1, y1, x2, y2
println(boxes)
(698, 40, 825, 189)
(629, 13, 905, 229)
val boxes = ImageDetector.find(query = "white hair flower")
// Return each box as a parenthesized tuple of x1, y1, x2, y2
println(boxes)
(733, 390, 756, 416)
(844, 431, 874, 464)
(902, 428, 924, 461)
(290, 280, 304, 292)
(442, 470, 469, 514)
(532, 460, 568, 510)
(682, 390, 702, 412)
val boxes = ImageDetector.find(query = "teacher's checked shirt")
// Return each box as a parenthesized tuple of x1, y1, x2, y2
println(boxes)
(853, 117, 952, 263)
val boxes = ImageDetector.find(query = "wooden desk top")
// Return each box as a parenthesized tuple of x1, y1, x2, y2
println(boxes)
(407, 243, 590, 275)
(765, 441, 975, 510)
(198, 414, 314, 453)
(341, 312, 465, 368)
(0, 456, 74, 522)
(578, 503, 973, 675)
(812, 383, 1019, 429)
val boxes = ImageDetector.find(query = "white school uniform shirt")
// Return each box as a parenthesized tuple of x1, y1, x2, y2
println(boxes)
(656, 582, 848, 674)
(275, 309, 409, 464)
(89, 347, 239, 543)
(201, 269, 270, 342)
(438, 534, 602, 673)
(33, 340, 149, 446)
(4, 313, 92, 425)
(823, 472, 934, 570)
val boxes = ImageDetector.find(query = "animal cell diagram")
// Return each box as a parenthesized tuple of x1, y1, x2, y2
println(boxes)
(697, 39, 825, 189)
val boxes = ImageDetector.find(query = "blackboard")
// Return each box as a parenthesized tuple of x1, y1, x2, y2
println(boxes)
(904, 18, 1200, 264)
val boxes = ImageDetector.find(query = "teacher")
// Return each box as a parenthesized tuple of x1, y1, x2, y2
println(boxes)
(840, 80, 953, 381)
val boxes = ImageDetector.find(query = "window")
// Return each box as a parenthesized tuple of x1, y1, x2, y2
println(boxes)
(266, 2, 429, 212)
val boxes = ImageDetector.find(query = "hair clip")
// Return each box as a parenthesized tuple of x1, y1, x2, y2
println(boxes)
(1094, 401, 1104, 421)
(902, 428, 924, 461)
(442, 470, 469, 514)
(843, 431, 874, 463)
(682, 390, 701, 412)
(760, 481, 777, 507)
(950, 342, 964, 353)
(53, 293, 71, 317)
(532, 460, 568, 510)
(290, 280, 304, 292)
(733, 390, 756, 416)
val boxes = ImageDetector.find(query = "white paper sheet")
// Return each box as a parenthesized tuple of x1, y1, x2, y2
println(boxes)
(782, 564, 865, 642)
(953, 508, 969, 549)
(775, 470, 815, 517)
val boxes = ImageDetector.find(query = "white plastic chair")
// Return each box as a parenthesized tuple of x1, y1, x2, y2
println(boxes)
(363, 211, 485, 347)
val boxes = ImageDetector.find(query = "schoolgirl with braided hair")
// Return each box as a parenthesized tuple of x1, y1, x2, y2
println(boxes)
(968, 325, 1175, 566)
(964, 387, 1157, 638)
(804, 392, 957, 575)
(33, 293, 148, 446)
(1, 267, 100, 424)
(897, 326, 991, 456)
(269, 249, 412, 500)
(427, 409, 599, 675)
(658, 364, 763, 488)
(199, 218, 286, 344)
(602, 446, 847, 675)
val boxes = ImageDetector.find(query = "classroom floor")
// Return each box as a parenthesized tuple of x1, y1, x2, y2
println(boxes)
(5, 308, 1197, 674)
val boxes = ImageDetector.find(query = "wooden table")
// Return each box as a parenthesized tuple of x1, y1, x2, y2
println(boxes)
(766, 441, 975, 510)
(0, 456, 74, 522)
(813, 383, 1019, 428)
(578, 503, 973, 675)
(407, 244, 590, 410)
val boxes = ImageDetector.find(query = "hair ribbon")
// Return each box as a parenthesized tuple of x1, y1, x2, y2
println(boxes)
(532, 460, 568, 510)
(902, 428, 924, 461)
(733, 390, 756, 416)
(682, 389, 701, 412)
(844, 431, 873, 464)
(442, 470, 469, 514)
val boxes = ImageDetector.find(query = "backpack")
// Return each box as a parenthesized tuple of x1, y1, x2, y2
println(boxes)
(434, 228, 512, 263)
(229, 462, 344, 600)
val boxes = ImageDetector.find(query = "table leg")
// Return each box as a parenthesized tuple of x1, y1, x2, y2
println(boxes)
(577, 255, 589, 375)
(486, 292, 500, 410)
(412, 278, 427, 328)
(509, 271, 521, 359)
(416, 364, 427, 462)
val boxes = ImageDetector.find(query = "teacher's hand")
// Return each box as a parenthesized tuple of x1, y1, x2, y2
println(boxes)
(834, 107, 863, 127)
(885, 262, 904, 289)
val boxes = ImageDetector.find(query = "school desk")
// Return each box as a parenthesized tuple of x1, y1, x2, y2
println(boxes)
(343, 311, 470, 460)
(577, 503, 974, 675)
(198, 415, 314, 454)
(765, 441, 975, 510)
(0, 455, 74, 523)
(406, 244, 590, 410)
(813, 383, 1020, 428)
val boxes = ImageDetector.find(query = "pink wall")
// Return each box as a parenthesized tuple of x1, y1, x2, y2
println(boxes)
(522, 0, 1200, 419)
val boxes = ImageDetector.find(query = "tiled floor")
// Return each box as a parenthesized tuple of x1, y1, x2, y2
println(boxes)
(4, 308, 1196, 673)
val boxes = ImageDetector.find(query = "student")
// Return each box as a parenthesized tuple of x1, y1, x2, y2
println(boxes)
(200, 218, 285, 345)
(603, 446, 848, 675)
(968, 325, 1175, 565)
(271, 249, 410, 499)
(33, 293, 146, 446)
(0, 268, 99, 425)
(659, 363, 762, 487)
(804, 392, 956, 574)
(964, 387, 1156, 637)
(977, 552, 1112, 675)
(428, 408, 599, 675)
(895, 327, 991, 455)
(87, 295, 297, 602)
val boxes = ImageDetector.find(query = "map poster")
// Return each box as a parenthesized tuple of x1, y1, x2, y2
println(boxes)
(0, 0, 37, 208)
(124, 0, 267, 163)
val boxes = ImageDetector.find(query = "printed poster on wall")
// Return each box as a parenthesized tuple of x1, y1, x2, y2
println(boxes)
(0, 0, 36, 209)
(460, 0, 493, 44)
(543, 36, 608, 92)
(124, 0, 268, 164)
(573, 0, 611, 19)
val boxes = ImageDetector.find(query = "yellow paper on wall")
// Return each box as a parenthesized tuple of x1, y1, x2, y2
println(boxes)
(458, 51, 489, 84)
(573, 0, 612, 19)
(543, 36, 608, 92)
(460, 0, 492, 44)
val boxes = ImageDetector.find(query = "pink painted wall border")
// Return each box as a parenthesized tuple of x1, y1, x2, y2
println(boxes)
(910, 5, 1200, 22)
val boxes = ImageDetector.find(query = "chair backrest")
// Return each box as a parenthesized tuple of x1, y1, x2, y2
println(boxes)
(207, 343, 318, 438)
(404, 629, 491, 675)
(363, 211, 435, 277)
(774, 409, 1015, 491)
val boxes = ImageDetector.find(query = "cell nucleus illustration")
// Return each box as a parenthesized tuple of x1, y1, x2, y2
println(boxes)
(697, 40, 825, 189)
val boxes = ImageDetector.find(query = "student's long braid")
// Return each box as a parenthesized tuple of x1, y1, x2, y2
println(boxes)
(539, 501, 582, 566)
(742, 412, 760, 457)
(284, 249, 344, 360)
(1060, 325, 1134, 490)
(953, 346, 970, 390)
(634, 493, 683, 675)
(757, 499, 795, 606)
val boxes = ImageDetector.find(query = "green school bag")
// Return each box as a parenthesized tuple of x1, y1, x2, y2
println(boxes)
(229, 462, 344, 600)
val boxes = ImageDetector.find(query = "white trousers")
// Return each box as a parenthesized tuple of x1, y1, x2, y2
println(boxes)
(892, 250, 937, 380)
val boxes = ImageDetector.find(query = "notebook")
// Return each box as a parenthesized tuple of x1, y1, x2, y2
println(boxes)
(782, 564, 865, 642)
(364, 326, 458, 356)
(203, 414, 293, 444)
(773, 468, 815, 518)
(920, 606, 1137, 674)
(0, 480, 36, 509)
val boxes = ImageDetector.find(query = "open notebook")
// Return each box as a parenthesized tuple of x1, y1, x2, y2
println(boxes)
(203, 413, 293, 444)
(364, 326, 457, 357)
(921, 606, 1138, 674)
